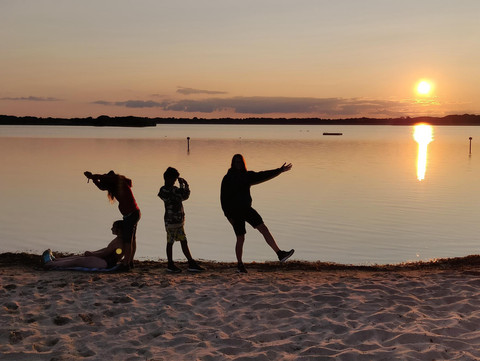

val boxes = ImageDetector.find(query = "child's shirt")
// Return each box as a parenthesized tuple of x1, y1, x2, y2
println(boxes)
(158, 183, 190, 229)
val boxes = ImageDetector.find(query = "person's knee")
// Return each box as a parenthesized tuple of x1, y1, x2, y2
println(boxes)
(256, 223, 268, 232)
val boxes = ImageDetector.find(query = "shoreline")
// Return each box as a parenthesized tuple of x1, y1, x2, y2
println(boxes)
(3, 252, 480, 360)
(2, 252, 480, 272)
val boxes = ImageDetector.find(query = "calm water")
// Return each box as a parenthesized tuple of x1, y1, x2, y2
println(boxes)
(1, 124, 479, 265)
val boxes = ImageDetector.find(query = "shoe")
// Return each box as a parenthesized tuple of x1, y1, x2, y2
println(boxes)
(42, 249, 54, 265)
(236, 262, 247, 273)
(167, 264, 182, 273)
(278, 249, 295, 262)
(187, 262, 204, 272)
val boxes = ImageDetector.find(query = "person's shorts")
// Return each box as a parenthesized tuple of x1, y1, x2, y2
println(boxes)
(166, 226, 187, 244)
(229, 207, 264, 236)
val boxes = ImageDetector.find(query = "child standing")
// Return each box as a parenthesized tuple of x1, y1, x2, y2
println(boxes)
(158, 167, 204, 273)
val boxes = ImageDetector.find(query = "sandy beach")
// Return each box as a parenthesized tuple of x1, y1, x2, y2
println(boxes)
(2, 253, 480, 361)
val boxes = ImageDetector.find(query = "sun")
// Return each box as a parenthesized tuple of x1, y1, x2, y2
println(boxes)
(416, 80, 432, 95)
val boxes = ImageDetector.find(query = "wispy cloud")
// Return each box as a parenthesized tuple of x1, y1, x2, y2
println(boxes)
(1, 96, 62, 101)
(93, 96, 427, 118)
(93, 100, 167, 108)
(176, 87, 228, 95)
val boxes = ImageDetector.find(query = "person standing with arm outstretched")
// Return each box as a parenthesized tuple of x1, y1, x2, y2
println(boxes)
(84, 170, 140, 270)
(220, 154, 294, 273)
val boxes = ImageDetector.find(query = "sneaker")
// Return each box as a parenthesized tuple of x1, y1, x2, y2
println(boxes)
(167, 264, 182, 273)
(278, 249, 295, 262)
(236, 262, 248, 273)
(187, 262, 205, 272)
(42, 249, 54, 265)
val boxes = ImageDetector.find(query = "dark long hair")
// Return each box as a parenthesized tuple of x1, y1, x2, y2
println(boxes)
(105, 171, 132, 203)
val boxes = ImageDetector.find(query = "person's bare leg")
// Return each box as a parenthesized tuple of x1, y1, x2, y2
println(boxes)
(166, 242, 174, 265)
(256, 223, 280, 253)
(131, 236, 137, 264)
(45, 256, 107, 269)
(123, 242, 133, 266)
(180, 240, 194, 263)
(235, 235, 245, 264)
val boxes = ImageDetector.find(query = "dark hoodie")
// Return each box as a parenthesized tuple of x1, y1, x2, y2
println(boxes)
(220, 167, 283, 218)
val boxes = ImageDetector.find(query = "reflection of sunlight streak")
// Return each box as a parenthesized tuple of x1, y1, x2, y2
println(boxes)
(413, 124, 433, 181)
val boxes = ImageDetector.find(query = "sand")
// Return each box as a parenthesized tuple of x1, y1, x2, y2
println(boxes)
(2, 253, 480, 361)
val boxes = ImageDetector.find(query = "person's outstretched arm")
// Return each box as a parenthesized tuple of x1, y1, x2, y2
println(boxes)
(249, 162, 292, 185)
(84, 171, 110, 190)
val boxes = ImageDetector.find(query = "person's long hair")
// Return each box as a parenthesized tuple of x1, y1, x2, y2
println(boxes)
(231, 154, 247, 172)
(105, 171, 132, 203)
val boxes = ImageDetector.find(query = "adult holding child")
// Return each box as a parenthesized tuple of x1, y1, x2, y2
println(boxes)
(220, 154, 295, 273)
(84, 170, 140, 270)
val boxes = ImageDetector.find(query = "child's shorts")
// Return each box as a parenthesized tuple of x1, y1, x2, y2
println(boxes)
(166, 226, 187, 244)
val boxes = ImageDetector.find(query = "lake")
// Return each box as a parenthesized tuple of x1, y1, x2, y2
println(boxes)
(1, 124, 479, 265)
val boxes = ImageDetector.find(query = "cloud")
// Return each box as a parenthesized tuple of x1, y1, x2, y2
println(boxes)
(93, 100, 166, 108)
(1, 96, 61, 101)
(92, 96, 436, 118)
(176, 87, 228, 95)
(114, 100, 165, 108)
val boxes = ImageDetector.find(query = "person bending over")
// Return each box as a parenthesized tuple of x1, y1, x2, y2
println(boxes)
(84, 170, 140, 269)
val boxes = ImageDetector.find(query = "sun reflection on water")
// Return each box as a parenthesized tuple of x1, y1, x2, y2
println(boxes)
(413, 124, 433, 181)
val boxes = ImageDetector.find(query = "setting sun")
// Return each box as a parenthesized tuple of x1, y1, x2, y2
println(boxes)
(417, 81, 432, 95)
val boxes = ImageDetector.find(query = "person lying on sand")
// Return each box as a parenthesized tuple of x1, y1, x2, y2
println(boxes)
(42, 220, 125, 270)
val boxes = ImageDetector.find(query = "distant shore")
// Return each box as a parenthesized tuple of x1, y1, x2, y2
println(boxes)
(2, 114, 480, 127)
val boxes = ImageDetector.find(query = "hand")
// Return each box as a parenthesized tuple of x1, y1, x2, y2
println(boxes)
(280, 163, 292, 172)
(84, 171, 92, 179)
(178, 177, 187, 185)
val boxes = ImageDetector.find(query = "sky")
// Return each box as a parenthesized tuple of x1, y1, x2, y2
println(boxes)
(1, 0, 480, 119)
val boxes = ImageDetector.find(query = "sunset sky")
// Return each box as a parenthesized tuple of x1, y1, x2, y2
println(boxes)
(1, 1, 479, 119)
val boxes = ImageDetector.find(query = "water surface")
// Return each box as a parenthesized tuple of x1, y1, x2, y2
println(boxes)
(1, 124, 479, 265)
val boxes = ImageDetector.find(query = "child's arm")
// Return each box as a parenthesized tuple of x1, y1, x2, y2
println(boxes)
(178, 178, 190, 200)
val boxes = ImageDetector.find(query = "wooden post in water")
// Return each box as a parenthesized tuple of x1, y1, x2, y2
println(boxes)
(187, 137, 190, 152)
(469, 137, 472, 155)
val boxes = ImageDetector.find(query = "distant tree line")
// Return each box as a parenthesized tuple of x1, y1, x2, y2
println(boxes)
(1, 114, 480, 127)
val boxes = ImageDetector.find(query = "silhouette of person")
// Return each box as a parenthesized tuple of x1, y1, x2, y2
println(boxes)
(220, 154, 294, 273)
(84, 170, 140, 269)
(158, 167, 204, 273)
(42, 220, 125, 269)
